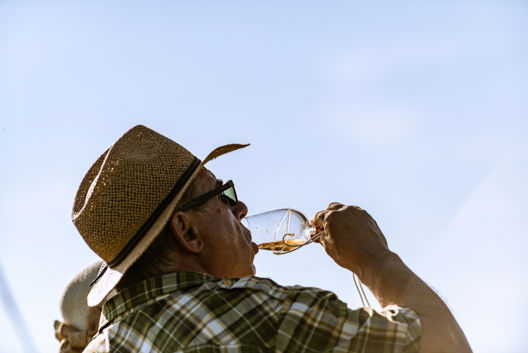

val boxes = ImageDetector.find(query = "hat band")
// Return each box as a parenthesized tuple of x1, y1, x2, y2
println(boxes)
(107, 157, 201, 268)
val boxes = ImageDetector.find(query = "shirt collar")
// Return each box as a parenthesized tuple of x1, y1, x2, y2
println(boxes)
(99, 271, 218, 330)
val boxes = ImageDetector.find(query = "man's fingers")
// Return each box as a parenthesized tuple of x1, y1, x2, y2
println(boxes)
(310, 230, 326, 244)
(59, 323, 79, 338)
(54, 320, 65, 341)
(327, 202, 344, 210)
(59, 340, 84, 353)
(311, 209, 330, 228)
(310, 202, 344, 227)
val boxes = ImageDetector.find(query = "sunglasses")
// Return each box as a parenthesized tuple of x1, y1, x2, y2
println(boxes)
(178, 180, 238, 211)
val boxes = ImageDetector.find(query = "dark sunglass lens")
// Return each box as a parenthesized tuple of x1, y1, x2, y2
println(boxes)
(222, 186, 237, 206)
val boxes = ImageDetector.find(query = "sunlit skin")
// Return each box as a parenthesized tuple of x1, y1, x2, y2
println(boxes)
(166, 171, 472, 353)
(168, 168, 258, 278)
(54, 307, 101, 352)
(311, 203, 473, 353)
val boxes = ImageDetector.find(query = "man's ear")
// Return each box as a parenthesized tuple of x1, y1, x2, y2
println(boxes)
(169, 211, 204, 254)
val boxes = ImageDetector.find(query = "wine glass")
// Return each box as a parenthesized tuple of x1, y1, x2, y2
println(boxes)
(242, 208, 323, 255)
(244, 208, 373, 309)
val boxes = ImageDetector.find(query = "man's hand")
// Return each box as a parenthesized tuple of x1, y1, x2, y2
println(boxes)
(54, 320, 95, 353)
(311, 202, 390, 276)
(311, 202, 473, 353)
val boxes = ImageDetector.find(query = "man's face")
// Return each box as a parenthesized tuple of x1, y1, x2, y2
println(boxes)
(187, 168, 258, 278)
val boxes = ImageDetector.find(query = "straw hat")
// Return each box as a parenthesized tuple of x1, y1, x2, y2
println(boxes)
(72, 125, 248, 306)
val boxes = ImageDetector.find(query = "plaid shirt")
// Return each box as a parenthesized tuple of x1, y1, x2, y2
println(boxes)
(84, 272, 420, 353)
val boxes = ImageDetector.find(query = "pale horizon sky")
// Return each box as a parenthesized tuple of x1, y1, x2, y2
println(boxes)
(1, 1, 527, 352)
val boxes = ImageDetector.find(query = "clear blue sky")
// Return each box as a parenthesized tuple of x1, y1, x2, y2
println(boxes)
(1, 1, 527, 352)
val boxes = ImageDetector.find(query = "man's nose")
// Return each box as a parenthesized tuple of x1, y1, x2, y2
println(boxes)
(233, 200, 248, 220)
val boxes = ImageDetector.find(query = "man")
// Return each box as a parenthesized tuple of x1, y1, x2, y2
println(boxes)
(54, 261, 103, 353)
(72, 125, 471, 352)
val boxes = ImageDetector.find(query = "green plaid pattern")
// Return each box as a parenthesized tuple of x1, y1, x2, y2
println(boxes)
(85, 272, 420, 353)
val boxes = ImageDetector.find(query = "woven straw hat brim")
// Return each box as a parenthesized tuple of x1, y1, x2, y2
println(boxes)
(87, 143, 249, 307)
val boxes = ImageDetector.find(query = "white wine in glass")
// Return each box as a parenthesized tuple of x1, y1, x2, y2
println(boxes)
(244, 208, 373, 309)
(242, 208, 323, 254)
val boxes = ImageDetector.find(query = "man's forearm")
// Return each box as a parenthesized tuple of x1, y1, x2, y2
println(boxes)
(310, 204, 472, 353)
(357, 251, 472, 353)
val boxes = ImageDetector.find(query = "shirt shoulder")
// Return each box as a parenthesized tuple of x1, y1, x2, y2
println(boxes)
(220, 276, 422, 352)
(99, 274, 421, 353)
(276, 289, 421, 353)
(98, 275, 339, 352)
(216, 275, 334, 301)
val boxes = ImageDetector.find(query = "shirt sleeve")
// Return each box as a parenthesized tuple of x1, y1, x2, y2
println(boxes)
(276, 289, 421, 353)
